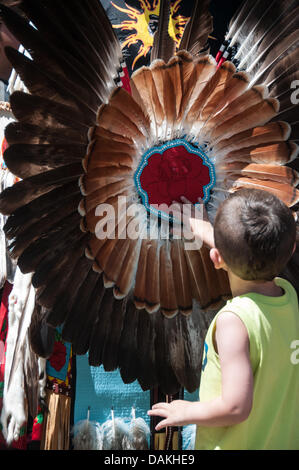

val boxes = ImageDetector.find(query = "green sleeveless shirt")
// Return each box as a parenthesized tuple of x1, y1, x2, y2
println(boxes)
(195, 277, 299, 450)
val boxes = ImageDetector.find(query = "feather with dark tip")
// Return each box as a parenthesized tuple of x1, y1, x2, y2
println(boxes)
(5, 121, 88, 146)
(47, 256, 93, 328)
(4, 143, 86, 179)
(184, 248, 210, 309)
(159, 241, 178, 317)
(170, 240, 192, 315)
(19, 0, 121, 83)
(214, 121, 291, 155)
(179, 0, 213, 56)
(144, 240, 160, 313)
(230, 178, 299, 207)
(33, 237, 90, 311)
(88, 289, 116, 367)
(0, 162, 83, 215)
(186, 61, 236, 126)
(154, 312, 181, 395)
(9, 91, 91, 130)
(7, 196, 82, 260)
(223, 162, 299, 186)
(233, 1, 298, 73)
(62, 270, 102, 349)
(4, 181, 81, 240)
(151, 0, 175, 63)
(101, 297, 127, 372)
(221, 142, 298, 166)
(205, 85, 268, 137)
(16, 216, 84, 273)
(1, 2, 117, 106)
(29, 304, 56, 358)
(118, 300, 141, 384)
(210, 98, 279, 144)
(135, 308, 157, 391)
(5, 47, 98, 116)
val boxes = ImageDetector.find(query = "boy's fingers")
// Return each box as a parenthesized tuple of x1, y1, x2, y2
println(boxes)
(152, 402, 170, 409)
(147, 409, 169, 420)
(155, 419, 169, 432)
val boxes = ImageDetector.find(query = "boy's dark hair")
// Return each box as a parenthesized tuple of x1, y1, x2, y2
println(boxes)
(214, 188, 297, 281)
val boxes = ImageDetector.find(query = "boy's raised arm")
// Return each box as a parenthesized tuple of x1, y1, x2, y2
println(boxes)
(171, 196, 215, 249)
(148, 312, 253, 430)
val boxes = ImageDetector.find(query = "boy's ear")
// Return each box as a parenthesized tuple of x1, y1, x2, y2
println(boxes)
(292, 242, 296, 256)
(210, 248, 226, 270)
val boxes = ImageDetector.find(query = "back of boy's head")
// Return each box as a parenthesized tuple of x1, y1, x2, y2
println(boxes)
(214, 188, 296, 281)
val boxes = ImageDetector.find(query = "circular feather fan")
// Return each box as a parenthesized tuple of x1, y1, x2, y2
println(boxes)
(0, 0, 298, 394)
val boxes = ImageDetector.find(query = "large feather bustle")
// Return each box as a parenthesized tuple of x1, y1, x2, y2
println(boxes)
(84, 48, 298, 319)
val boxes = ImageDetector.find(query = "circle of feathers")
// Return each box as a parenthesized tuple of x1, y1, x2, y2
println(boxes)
(0, 0, 298, 395)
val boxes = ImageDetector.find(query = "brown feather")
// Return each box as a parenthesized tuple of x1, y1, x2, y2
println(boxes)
(5, 121, 87, 146)
(214, 121, 291, 154)
(223, 162, 299, 186)
(184, 248, 210, 309)
(83, 135, 136, 172)
(96, 103, 146, 144)
(4, 143, 86, 179)
(92, 125, 134, 146)
(108, 87, 151, 138)
(150, 59, 176, 131)
(199, 246, 223, 303)
(0, 162, 82, 216)
(150, 0, 176, 63)
(134, 239, 152, 310)
(179, 0, 212, 55)
(166, 56, 183, 119)
(114, 237, 142, 299)
(144, 240, 160, 313)
(230, 178, 299, 207)
(186, 61, 235, 126)
(210, 98, 279, 144)
(10, 91, 91, 130)
(86, 206, 131, 262)
(222, 142, 298, 166)
(84, 179, 133, 214)
(170, 240, 193, 315)
(131, 66, 164, 132)
(84, 193, 127, 235)
(178, 54, 216, 122)
(207, 85, 268, 137)
(201, 72, 250, 126)
(95, 212, 137, 286)
(159, 241, 178, 317)
(80, 166, 132, 196)
(101, 237, 131, 288)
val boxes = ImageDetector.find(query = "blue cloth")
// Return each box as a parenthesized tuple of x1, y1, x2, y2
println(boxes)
(74, 354, 151, 426)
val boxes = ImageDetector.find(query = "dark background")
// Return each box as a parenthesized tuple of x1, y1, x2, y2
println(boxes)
(0, 1, 244, 92)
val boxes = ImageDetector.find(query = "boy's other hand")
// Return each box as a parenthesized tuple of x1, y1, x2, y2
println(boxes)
(148, 400, 193, 431)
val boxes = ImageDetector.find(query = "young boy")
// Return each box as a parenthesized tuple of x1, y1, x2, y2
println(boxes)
(148, 188, 299, 450)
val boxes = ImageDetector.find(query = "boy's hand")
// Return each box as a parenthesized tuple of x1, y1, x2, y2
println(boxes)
(170, 196, 215, 249)
(147, 400, 192, 431)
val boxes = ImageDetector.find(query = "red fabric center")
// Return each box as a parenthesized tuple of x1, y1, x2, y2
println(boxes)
(139, 144, 211, 206)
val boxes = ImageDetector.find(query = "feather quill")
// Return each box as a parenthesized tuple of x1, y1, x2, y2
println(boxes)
(151, 0, 175, 63)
